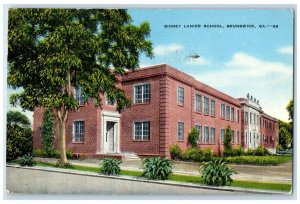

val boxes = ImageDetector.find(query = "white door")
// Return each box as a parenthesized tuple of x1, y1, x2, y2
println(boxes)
(105, 121, 116, 153)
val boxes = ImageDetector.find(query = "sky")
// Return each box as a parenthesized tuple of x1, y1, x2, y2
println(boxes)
(7, 8, 294, 122)
(128, 9, 294, 122)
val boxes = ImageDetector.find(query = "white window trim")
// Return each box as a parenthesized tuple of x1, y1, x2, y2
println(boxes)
(177, 86, 184, 106)
(195, 124, 202, 144)
(195, 93, 201, 113)
(210, 99, 215, 116)
(72, 120, 85, 143)
(133, 120, 150, 141)
(133, 82, 150, 104)
(203, 96, 209, 115)
(177, 122, 184, 140)
(74, 87, 85, 105)
(210, 127, 215, 144)
(220, 128, 225, 144)
(203, 125, 209, 144)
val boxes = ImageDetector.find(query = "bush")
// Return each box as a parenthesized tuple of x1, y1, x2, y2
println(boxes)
(99, 157, 121, 175)
(202, 147, 213, 162)
(188, 127, 199, 148)
(66, 149, 74, 159)
(20, 154, 36, 166)
(33, 148, 60, 158)
(55, 161, 73, 168)
(254, 146, 271, 156)
(224, 126, 233, 151)
(200, 159, 236, 186)
(182, 148, 203, 162)
(142, 157, 173, 180)
(169, 144, 182, 160)
(224, 155, 292, 165)
(222, 148, 233, 157)
(232, 146, 244, 156)
(276, 144, 283, 151)
(244, 148, 255, 156)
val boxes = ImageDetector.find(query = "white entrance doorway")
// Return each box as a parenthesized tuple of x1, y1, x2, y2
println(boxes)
(101, 111, 120, 154)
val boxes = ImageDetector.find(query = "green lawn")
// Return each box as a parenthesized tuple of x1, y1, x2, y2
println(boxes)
(23, 161, 291, 192)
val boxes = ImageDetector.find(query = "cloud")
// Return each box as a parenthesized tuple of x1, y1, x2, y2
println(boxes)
(186, 56, 211, 65)
(193, 52, 293, 121)
(277, 46, 293, 55)
(153, 43, 183, 56)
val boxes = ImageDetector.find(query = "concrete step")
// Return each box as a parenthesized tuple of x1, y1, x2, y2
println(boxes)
(123, 152, 140, 160)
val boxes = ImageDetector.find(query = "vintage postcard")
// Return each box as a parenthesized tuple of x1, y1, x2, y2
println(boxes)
(5, 7, 294, 198)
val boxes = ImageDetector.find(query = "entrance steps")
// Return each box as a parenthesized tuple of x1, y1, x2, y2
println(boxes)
(123, 152, 140, 160)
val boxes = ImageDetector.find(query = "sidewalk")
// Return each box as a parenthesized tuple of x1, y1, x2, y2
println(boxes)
(34, 157, 292, 184)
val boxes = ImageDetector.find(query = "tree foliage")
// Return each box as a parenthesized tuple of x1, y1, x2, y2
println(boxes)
(278, 120, 292, 149)
(224, 126, 232, 151)
(187, 127, 199, 148)
(41, 109, 55, 156)
(6, 111, 32, 161)
(8, 9, 153, 164)
(286, 99, 293, 121)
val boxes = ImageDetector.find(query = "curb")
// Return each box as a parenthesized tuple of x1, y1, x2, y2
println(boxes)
(6, 164, 291, 195)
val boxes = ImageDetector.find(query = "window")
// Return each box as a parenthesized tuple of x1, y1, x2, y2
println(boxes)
(210, 100, 215, 116)
(237, 131, 240, 143)
(245, 132, 248, 143)
(250, 113, 252, 124)
(231, 130, 234, 143)
(73, 121, 84, 142)
(195, 125, 202, 143)
(221, 103, 225, 119)
(230, 107, 234, 121)
(250, 132, 252, 143)
(210, 127, 215, 143)
(237, 110, 240, 123)
(74, 87, 85, 105)
(134, 121, 150, 140)
(195, 94, 201, 113)
(178, 122, 184, 140)
(134, 84, 150, 104)
(177, 86, 184, 106)
(245, 111, 249, 124)
(226, 106, 230, 120)
(257, 115, 259, 126)
(220, 128, 225, 143)
(204, 126, 209, 143)
(204, 97, 209, 114)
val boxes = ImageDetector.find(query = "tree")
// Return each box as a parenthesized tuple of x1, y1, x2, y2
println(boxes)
(41, 109, 55, 156)
(286, 99, 293, 121)
(6, 111, 32, 161)
(8, 9, 153, 165)
(278, 120, 292, 149)
(187, 127, 199, 148)
(224, 126, 232, 151)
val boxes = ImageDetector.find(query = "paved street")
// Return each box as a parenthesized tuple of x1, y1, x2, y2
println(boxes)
(34, 157, 293, 184)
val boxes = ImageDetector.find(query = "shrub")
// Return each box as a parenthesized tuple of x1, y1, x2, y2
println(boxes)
(20, 154, 36, 166)
(224, 126, 233, 151)
(169, 144, 182, 160)
(200, 159, 236, 186)
(222, 148, 233, 157)
(99, 157, 121, 175)
(187, 127, 199, 148)
(276, 144, 283, 151)
(55, 161, 73, 168)
(66, 149, 74, 159)
(142, 157, 173, 180)
(244, 148, 255, 156)
(182, 148, 203, 162)
(224, 155, 291, 165)
(33, 148, 60, 158)
(254, 146, 271, 156)
(232, 146, 244, 156)
(202, 147, 213, 162)
(41, 109, 55, 156)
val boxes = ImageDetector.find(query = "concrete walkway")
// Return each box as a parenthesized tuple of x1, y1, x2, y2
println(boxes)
(34, 157, 292, 184)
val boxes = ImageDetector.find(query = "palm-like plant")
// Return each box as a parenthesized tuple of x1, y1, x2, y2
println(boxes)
(142, 157, 173, 180)
(200, 159, 236, 186)
(99, 157, 121, 175)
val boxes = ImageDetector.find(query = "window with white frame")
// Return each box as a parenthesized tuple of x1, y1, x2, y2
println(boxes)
(178, 122, 184, 140)
(73, 121, 84, 142)
(134, 84, 150, 104)
(204, 97, 209, 114)
(177, 86, 184, 106)
(134, 121, 150, 140)
(195, 125, 202, 143)
(204, 126, 209, 143)
(245, 111, 249, 124)
(221, 103, 225, 119)
(250, 132, 252, 143)
(250, 113, 252, 124)
(225, 106, 230, 120)
(237, 130, 240, 143)
(195, 94, 201, 113)
(245, 132, 248, 143)
(237, 109, 240, 123)
(231, 130, 234, 143)
(210, 100, 215, 116)
(230, 107, 234, 121)
(220, 128, 225, 143)
(74, 87, 85, 105)
(210, 127, 215, 143)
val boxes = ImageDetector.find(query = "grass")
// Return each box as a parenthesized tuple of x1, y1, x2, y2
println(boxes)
(15, 160, 291, 192)
(224, 155, 292, 165)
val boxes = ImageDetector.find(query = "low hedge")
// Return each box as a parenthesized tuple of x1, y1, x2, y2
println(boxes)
(33, 148, 74, 159)
(224, 155, 292, 165)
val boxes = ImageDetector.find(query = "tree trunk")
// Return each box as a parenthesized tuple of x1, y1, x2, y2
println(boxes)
(57, 110, 68, 164)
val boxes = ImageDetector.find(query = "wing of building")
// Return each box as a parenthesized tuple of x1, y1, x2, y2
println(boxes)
(32, 64, 279, 158)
